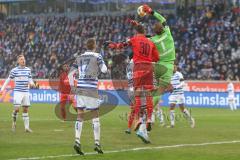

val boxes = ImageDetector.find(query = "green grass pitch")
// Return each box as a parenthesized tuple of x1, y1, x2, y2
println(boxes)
(0, 103, 240, 160)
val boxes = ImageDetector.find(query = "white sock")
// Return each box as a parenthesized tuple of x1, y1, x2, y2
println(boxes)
(170, 110, 175, 126)
(75, 120, 83, 144)
(157, 109, 164, 123)
(183, 109, 191, 119)
(183, 108, 194, 123)
(22, 113, 29, 129)
(233, 103, 237, 110)
(92, 118, 100, 145)
(139, 123, 146, 132)
(229, 103, 234, 111)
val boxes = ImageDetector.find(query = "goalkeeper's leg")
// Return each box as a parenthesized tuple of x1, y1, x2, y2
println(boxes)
(153, 62, 174, 108)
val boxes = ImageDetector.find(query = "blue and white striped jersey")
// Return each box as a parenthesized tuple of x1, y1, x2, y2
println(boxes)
(126, 59, 133, 88)
(227, 82, 235, 97)
(75, 51, 107, 89)
(9, 67, 33, 92)
(171, 71, 184, 95)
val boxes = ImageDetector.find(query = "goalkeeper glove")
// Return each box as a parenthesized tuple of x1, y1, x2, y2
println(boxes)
(143, 4, 154, 15)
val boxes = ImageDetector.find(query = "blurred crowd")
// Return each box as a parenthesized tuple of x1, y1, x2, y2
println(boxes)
(0, 2, 239, 80)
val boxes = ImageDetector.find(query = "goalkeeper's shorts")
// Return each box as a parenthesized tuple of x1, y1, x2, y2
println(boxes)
(154, 61, 174, 88)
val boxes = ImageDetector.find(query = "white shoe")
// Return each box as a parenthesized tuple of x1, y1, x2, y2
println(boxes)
(136, 130, 150, 144)
(12, 122, 16, 132)
(25, 128, 33, 133)
(191, 118, 195, 128)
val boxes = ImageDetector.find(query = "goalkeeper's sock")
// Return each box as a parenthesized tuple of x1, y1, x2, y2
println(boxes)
(151, 111, 155, 123)
(153, 95, 160, 107)
(127, 105, 135, 129)
(146, 96, 153, 122)
(170, 110, 175, 126)
(75, 120, 83, 144)
(22, 113, 30, 130)
(92, 118, 100, 145)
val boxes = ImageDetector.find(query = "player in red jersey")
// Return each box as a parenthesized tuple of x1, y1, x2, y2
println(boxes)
(59, 64, 76, 121)
(107, 24, 159, 142)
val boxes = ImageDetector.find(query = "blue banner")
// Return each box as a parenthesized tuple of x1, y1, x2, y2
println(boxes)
(0, 89, 239, 108)
(161, 92, 240, 108)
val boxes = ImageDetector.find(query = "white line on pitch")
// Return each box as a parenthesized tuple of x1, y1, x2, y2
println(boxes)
(9, 140, 240, 160)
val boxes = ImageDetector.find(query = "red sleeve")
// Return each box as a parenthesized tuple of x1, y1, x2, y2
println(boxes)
(109, 39, 131, 49)
(152, 44, 159, 62)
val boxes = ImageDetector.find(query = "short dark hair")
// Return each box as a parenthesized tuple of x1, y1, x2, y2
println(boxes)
(154, 23, 164, 35)
(17, 54, 24, 60)
(86, 38, 96, 50)
(134, 24, 145, 34)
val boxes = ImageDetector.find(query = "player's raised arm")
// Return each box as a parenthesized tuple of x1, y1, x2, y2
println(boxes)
(142, 4, 166, 24)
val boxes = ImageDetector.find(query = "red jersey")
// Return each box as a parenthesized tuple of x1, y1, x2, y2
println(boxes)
(59, 71, 71, 94)
(129, 34, 159, 63)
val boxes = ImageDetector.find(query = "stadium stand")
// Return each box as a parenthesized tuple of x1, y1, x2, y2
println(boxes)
(0, 2, 239, 80)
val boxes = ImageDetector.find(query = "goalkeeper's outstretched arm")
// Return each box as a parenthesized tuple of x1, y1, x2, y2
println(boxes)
(142, 4, 166, 24)
(153, 11, 166, 24)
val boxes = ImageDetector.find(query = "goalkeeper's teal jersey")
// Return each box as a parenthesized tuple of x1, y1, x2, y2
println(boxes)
(150, 12, 176, 62)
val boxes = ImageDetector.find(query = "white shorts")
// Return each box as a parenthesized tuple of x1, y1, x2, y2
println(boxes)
(169, 94, 185, 105)
(228, 96, 236, 103)
(76, 95, 100, 110)
(13, 91, 30, 108)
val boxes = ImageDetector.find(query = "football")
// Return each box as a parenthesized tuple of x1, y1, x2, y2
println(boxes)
(137, 5, 146, 17)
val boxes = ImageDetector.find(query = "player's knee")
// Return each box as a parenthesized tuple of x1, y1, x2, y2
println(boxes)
(179, 106, 185, 112)
(90, 109, 99, 118)
(170, 104, 175, 110)
(22, 106, 29, 113)
(14, 108, 20, 113)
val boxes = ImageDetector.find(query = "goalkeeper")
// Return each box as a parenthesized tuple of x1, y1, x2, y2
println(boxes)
(142, 4, 176, 107)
